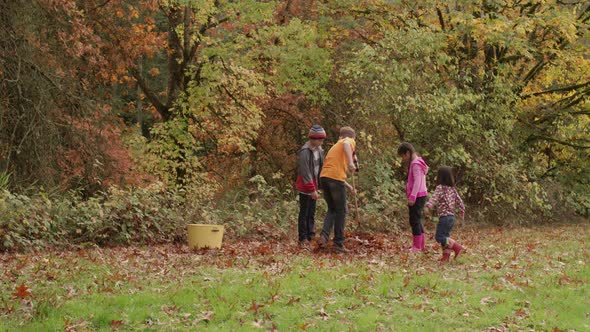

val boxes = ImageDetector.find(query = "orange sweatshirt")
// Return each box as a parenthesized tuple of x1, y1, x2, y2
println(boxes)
(319, 137, 356, 181)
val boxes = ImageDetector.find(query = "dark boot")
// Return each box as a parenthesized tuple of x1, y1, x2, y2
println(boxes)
(334, 245, 349, 254)
(299, 239, 311, 251)
(318, 234, 328, 249)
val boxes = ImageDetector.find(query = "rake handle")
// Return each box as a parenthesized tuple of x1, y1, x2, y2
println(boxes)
(351, 172, 361, 228)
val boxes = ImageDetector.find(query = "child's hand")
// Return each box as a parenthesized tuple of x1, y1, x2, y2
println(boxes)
(347, 163, 356, 173)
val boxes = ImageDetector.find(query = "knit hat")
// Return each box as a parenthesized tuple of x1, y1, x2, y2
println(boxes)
(309, 125, 326, 139)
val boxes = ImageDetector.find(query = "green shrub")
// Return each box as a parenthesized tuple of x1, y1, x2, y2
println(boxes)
(199, 175, 298, 239)
(0, 183, 189, 252)
(352, 158, 407, 233)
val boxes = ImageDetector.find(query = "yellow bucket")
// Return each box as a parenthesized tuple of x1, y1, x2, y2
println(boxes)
(187, 224, 225, 249)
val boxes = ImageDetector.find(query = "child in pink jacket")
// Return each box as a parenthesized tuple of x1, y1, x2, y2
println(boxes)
(397, 142, 429, 251)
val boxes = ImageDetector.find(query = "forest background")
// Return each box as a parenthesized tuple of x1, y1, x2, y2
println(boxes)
(1, 0, 589, 251)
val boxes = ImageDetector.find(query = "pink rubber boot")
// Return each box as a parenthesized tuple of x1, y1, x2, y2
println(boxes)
(408, 235, 421, 251)
(447, 238, 463, 259)
(419, 233, 426, 250)
(451, 241, 463, 259)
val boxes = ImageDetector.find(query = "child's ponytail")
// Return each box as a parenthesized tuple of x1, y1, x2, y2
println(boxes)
(397, 142, 415, 156)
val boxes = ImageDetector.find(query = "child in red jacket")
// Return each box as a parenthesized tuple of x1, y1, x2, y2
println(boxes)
(295, 125, 326, 248)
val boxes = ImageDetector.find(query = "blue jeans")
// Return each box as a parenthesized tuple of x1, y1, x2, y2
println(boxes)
(298, 193, 317, 241)
(320, 177, 347, 247)
(435, 215, 455, 246)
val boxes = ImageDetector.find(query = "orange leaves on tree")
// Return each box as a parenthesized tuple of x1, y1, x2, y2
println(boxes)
(148, 67, 160, 77)
(37, 0, 164, 85)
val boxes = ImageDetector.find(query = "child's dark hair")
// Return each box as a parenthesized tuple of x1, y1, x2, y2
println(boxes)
(397, 142, 415, 156)
(437, 166, 455, 187)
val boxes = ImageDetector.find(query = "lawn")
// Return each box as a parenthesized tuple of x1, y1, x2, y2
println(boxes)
(1, 223, 588, 331)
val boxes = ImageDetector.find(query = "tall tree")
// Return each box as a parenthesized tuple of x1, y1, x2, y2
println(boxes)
(321, 0, 590, 216)
(29, 0, 332, 188)
(0, 0, 135, 193)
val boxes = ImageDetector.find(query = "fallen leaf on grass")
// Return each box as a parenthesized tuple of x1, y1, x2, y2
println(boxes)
(1, 298, 14, 314)
(251, 318, 264, 328)
(12, 283, 31, 299)
(299, 322, 311, 330)
(110, 320, 124, 328)
(267, 289, 279, 304)
(257, 245, 272, 256)
(480, 297, 497, 305)
(64, 318, 90, 332)
(194, 311, 214, 324)
(248, 300, 264, 315)
(514, 308, 528, 318)
(403, 275, 410, 287)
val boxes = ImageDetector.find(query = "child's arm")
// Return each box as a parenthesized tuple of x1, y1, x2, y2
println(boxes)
(425, 186, 441, 211)
(455, 188, 465, 219)
(344, 181, 356, 196)
(408, 163, 424, 203)
(343, 140, 356, 173)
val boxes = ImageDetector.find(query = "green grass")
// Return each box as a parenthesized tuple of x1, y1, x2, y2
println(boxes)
(0, 224, 588, 331)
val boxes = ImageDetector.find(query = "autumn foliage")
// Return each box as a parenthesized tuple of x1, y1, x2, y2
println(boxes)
(0, 0, 589, 236)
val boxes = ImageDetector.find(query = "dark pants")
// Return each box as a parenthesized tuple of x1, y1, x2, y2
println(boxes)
(408, 196, 426, 236)
(320, 177, 347, 247)
(298, 193, 317, 242)
(435, 215, 455, 246)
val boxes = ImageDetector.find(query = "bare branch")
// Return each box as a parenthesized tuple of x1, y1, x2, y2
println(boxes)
(528, 135, 590, 149)
(554, 87, 590, 109)
(130, 68, 171, 120)
(87, 0, 112, 13)
(522, 80, 590, 99)
(436, 7, 445, 31)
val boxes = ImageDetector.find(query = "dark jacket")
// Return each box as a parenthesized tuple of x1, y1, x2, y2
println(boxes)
(295, 142, 324, 193)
